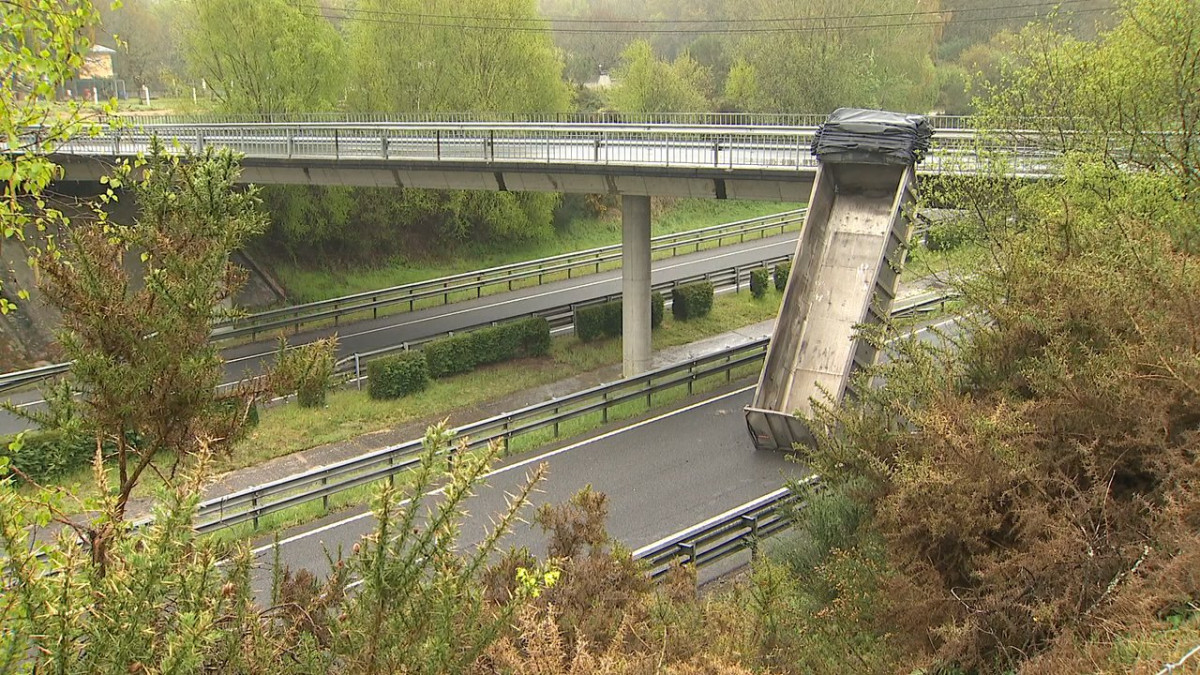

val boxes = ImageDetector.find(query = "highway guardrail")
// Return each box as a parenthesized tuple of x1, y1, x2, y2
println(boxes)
(330, 253, 798, 382)
(196, 289, 952, 534)
(0, 211, 803, 395)
(213, 208, 807, 342)
(633, 478, 819, 579)
(193, 337, 772, 533)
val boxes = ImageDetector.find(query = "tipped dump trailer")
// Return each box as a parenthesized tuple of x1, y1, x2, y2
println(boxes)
(745, 109, 927, 452)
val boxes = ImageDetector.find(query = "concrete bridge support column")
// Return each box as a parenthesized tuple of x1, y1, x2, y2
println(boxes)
(622, 195, 652, 378)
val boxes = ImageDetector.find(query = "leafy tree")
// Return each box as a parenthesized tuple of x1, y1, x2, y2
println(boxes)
(272, 336, 339, 408)
(97, 0, 180, 91)
(731, 0, 940, 114)
(608, 40, 712, 113)
(0, 0, 106, 315)
(346, 0, 571, 113)
(180, 0, 345, 114)
(26, 144, 268, 531)
(937, 0, 1112, 61)
(722, 58, 762, 112)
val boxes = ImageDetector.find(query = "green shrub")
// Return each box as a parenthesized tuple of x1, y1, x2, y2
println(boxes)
(575, 300, 621, 342)
(424, 317, 551, 378)
(424, 332, 476, 378)
(671, 282, 714, 320)
(651, 291, 664, 329)
(368, 351, 430, 399)
(517, 316, 552, 356)
(774, 262, 791, 291)
(750, 267, 769, 298)
(272, 336, 338, 408)
(576, 294, 664, 342)
(924, 218, 976, 252)
(212, 396, 259, 443)
(1, 430, 116, 484)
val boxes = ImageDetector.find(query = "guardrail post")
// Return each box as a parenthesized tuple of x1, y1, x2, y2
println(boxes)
(436, 130, 442, 160)
(688, 364, 694, 396)
(333, 129, 340, 159)
(735, 265, 741, 293)
(354, 354, 362, 389)
(679, 542, 696, 567)
(553, 406, 560, 438)
(287, 130, 295, 158)
(741, 515, 760, 561)
(252, 494, 260, 530)
(646, 377, 652, 408)
(381, 131, 389, 159)
(322, 477, 330, 510)
(602, 391, 609, 423)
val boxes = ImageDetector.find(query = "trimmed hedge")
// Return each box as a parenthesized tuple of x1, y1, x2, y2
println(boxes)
(575, 292, 665, 342)
(774, 262, 791, 291)
(671, 281, 714, 321)
(424, 316, 551, 378)
(575, 301, 621, 342)
(368, 351, 430, 399)
(1, 430, 122, 484)
(750, 268, 769, 298)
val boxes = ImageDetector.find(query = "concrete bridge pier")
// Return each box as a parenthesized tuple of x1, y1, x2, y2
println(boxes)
(622, 195, 652, 378)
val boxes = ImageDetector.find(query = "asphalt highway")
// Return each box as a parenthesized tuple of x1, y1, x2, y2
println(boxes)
(244, 384, 800, 598)
(240, 315, 962, 598)
(1, 231, 798, 435)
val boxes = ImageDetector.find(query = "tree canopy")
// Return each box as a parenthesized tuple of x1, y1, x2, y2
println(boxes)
(607, 40, 713, 113)
(346, 0, 571, 113)
(180, 0, 345, 114)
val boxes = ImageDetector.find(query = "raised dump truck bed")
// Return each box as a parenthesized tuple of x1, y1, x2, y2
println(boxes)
(745, 161, 916, 451)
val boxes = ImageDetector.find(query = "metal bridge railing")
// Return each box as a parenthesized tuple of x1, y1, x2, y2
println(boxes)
(104, 111, 978, 130)
(36, 122, 1055, 178)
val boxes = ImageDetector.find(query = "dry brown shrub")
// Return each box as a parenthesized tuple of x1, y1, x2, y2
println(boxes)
(806, 163, 1200, 672)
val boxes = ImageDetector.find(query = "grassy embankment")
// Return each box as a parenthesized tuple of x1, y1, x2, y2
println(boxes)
(271, 199, 800, 304)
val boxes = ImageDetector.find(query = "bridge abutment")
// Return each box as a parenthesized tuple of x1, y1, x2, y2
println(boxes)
(622, 195, 652, 378)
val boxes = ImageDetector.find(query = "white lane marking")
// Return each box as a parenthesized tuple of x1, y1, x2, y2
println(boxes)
(248, 384, 756, 555)
(227, 240, 793, 365)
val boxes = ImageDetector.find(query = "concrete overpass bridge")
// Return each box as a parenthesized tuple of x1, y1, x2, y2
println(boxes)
(46, 120, 1048, 200)
(37, 117, 1050, 379)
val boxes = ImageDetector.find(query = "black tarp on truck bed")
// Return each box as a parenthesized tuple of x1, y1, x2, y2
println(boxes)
(811, 108, 933, 166)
